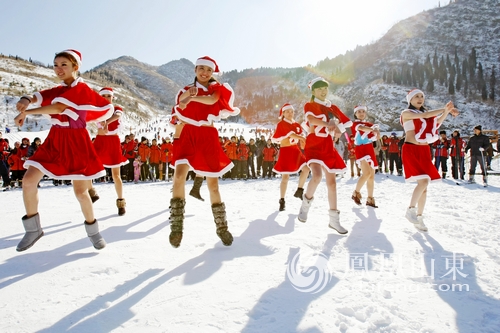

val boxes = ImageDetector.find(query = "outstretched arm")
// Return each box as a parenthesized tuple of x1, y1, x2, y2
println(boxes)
(14, 102, 67, 126)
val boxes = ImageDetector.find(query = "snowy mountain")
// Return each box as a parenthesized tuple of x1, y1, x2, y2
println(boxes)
(329, 0, 500, 133)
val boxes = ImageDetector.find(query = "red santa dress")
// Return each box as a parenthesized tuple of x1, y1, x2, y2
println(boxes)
(400, 111, 441, 182)
(351, 120, 379, 169)
(25, 78, 114, 180)
(271, 118, 307, 174)
(93, 105, 129, 168)
(303, 99, 352, 173)
(173, 81, 240, 177)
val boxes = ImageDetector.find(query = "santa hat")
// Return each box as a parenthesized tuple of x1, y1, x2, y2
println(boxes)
(308, 77, 328, 90)
(354, 105, 367, 113)
(279, 103, 294, 118)
(406, 89, 425, 105)
(195, 56, 220, 73)
(99, 87, 114, 96)
(58, 49, 82, 68)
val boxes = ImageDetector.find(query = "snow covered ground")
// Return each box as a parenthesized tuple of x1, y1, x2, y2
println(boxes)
(1, 165, 500, 332)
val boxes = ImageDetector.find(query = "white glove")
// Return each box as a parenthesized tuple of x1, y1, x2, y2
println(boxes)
(479, 147, 485, 152)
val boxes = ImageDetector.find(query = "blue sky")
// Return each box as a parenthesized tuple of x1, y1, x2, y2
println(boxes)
(1, 0, 442, 72)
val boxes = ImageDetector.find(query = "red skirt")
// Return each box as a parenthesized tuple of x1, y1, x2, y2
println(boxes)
(174, 125, 233, 177)
(355, 143, 378, 169)
(24, 127, 106, 180)
(93, 135, 129, 168)
(273, 145, 307, 174)
(402, 143, 441, 182)
(304, 134, 346, 173)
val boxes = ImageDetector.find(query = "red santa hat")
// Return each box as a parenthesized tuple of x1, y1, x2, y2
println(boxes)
(279, 103, 294, 118)
(58, 49, 82, 68)
(99, 87, 114, 96)
(354, 105, 367, 113)
(195, 56, 220, 73)
(406, 89, 425, 105)
(307, 77, 328, 90)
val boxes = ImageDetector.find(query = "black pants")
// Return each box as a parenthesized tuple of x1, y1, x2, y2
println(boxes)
(434, 156, 448, 173)
(127, 158, 135, 181)
(150, 163, 159, 180)
(469, 155, 487, 176)
(236, 160, 247, 178)
(247, 157, 256, 177)
(256, 156, 264, 174)
(0, 160, 10, 186)
(451, 156, 465, 179)
(262, 161, 274, 178)
(388, 152, 401, 173)
(140, 163, 149, 181)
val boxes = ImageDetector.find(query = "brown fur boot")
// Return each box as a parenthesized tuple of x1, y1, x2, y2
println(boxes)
(116, 198, 126, 216)
(212, 202, 233, 246)
(89, 187, 99, 203)
(169, 198, 185, 248)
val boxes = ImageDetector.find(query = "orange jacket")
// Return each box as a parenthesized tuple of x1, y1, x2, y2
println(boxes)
(262, 145, 277, 162)
(8, 152, 24, 171)
(149, 144, 161, 164)
(138, 143, 151, 162)
(224, 141, 238, 160)
(161, 142, 173, 163)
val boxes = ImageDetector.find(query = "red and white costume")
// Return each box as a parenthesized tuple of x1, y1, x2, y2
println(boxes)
(272, 116, 307, 174)
(303, 98, 351, 173)
(351, 119, 378, 169)
(400, 110, 441, 182)
(93, 104, 129, 168)
(25, 77, 114, 179)
(173, 81, 240, 177)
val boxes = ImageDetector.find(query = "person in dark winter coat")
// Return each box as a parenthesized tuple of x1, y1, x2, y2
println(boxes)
(449, 130, 466, 180)
(27, 137, 41, 158)
(465, 125, 490, 183)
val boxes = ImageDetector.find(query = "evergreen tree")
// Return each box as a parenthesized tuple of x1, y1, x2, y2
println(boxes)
(383, 70, 386, 82)
(433, 50, 439, 73)
(468, 48, 477, 79)
(439, 56, 446, 85)
(448, 76, 455, 95)
(462, 58, 468, 78)
(490, 67, 496, 101)
(456, 72, 462, 92)
(481, 82, 488, 100)
(426, 72, 435, 92)
(478, 62, 485, 92)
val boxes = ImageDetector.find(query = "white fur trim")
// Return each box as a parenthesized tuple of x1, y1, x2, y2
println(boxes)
(354, 105, 367, 113)
(196, 59, 216, 71)
(23, 160, 106, 180)
(308, 77, 328, 90)
(99, 89, 114, 96)
(306, 159, 347, 174)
